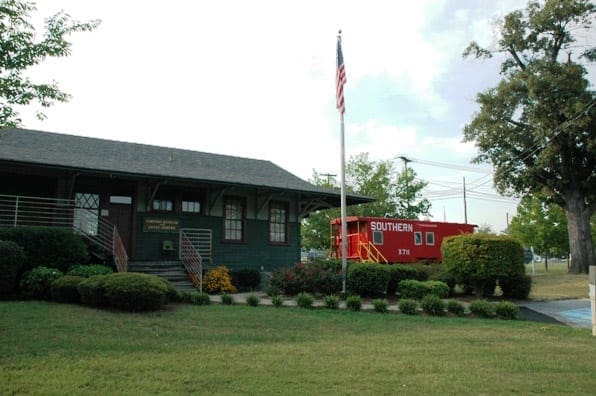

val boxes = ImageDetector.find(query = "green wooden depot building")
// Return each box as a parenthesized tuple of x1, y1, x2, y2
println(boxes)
(0, 128, 369, 286)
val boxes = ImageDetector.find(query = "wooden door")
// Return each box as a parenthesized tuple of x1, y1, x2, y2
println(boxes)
(107, 196, 133, 255)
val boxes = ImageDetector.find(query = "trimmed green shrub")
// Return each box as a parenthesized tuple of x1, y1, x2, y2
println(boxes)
(397, 279, 427, 299)
(421, 294, 446, 316)
(496, 301, 520, 320)
(324, 295, 340, 309)
(430, 271, 456, 296)
(271, 295, 284, 307)
(296, 292, 315, 309)
(0, 227, 89, 273)
(398, 298, 418, 315)
(0, 240, 26, 299)
(372, 298, 389, 313)
(230, 268, 261, 292)
(426, 281, 450, 298)
(346, 295, 362, 311)
(19, 266, 64, 300)
(386, 265, 419, 295)
(181, 291, 211, 305)
(347, 264, 390, 297)
(442, 234, 525, 297)
(67, 264, 113, 278)
(102, 273, 169, 311)
(221, 292, 234, 305)
(265, 285, 281, 297)
(78, 275, 109, 307)
(447, 299, 465, 317)
(51, 275, 85, 303)
(398, 279, 450, 300)
(499, 275, 532, 300)
(269, 262, 341, 295)
(469, 299, 496, 319)
(246, 294, 260, 307)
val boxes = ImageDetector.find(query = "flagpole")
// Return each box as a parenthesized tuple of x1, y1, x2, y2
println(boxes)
(337, 30, 348, 294)
(340, 110, 348, 294)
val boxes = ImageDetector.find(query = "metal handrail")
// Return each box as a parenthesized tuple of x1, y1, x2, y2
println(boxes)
(358, 241, 389, 264)
(112, 226, 128, 272)
(179, 229, 203, 291)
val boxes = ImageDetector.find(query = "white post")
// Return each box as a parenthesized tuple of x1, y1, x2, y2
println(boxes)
(340, 113, 348, 294)
(13, 195, 19, 226)
(589, 266, 595, 336)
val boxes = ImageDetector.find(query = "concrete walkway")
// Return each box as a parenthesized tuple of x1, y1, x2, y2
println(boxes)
(209, 293, 593, 329)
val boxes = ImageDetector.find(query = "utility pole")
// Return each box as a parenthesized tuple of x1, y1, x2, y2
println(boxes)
(398, 156, 411, 215)
(463, 176, 468, 224)
(320, 173, 337, 187)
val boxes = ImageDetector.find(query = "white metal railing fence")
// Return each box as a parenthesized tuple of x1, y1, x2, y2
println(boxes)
(179, 228, 213, 267)
(0, 194, 127, 271)
(179, 229, 203, 291)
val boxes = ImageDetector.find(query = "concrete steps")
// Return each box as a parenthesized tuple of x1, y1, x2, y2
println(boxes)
(128, 261, 197, 292)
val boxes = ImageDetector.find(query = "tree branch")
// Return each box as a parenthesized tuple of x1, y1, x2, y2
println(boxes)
(504, 117, 531, 130)
(507, 46, 526, 70)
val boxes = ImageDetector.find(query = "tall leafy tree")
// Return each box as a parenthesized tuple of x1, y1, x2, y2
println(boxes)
(0, 0, 100, 128)
(463, 0, 595, 273)
(301, 153, 431, 250)
(508, 194, 570, 269)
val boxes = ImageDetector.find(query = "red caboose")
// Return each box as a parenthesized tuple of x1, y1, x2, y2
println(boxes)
(330, 216, 476, 263)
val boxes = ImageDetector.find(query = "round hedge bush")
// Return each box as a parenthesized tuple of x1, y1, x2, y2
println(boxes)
(296, 292, 315, 309)
(51, 275, 85, 303)
(469, 299, 496, 319)
(447, 299, 466, 316)
(442, 234, 525, 297)
(0, 240, 26, 299)
(347, 264, 390, 297)
(421, 294, 446, 316)
(398, 298, 418, 315)
(496, 301, 520, 320)
(102, 273, 169, 312)
(78, 275, 109, 307)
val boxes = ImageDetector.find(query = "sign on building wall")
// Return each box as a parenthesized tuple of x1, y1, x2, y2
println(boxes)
(143, 218, 180, 233)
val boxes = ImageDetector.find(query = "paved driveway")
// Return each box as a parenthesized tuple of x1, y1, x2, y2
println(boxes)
(518, 299, 592, 329)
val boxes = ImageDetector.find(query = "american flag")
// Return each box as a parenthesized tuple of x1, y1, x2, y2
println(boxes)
(336, 35, 346, 114)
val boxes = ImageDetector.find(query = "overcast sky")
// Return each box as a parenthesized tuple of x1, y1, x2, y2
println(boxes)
(19, 0, 588, 232)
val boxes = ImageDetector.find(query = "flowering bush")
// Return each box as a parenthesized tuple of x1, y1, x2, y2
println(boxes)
(268, 262, 341, 295)
(202, 266, 237, 294)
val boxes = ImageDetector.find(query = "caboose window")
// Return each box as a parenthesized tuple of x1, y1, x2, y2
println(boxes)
(414, 232, 422, 246)
(426, 232, 435, 245)
(373, 231, 383, 245)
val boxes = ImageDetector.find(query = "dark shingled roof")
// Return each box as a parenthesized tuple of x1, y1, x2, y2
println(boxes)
(0, 128, 371, 204)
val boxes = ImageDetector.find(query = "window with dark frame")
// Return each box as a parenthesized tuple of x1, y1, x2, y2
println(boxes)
(426, 232, 435, 246)
(414, 231, 422, 246)
(182, 200, 201, 213)
(269, 201, 288, 244)
(224, 197, 245, 241)
(74, 192, 99, 236)
(152, 199, 173, 212)
(373, 230, 383, 245)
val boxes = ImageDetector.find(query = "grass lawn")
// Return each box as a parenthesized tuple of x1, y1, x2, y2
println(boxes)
(2, 301, 595, 395)
(527, 261, 590, 300)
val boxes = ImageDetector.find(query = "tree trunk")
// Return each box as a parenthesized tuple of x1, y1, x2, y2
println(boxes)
(564, 191, 595, 274)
